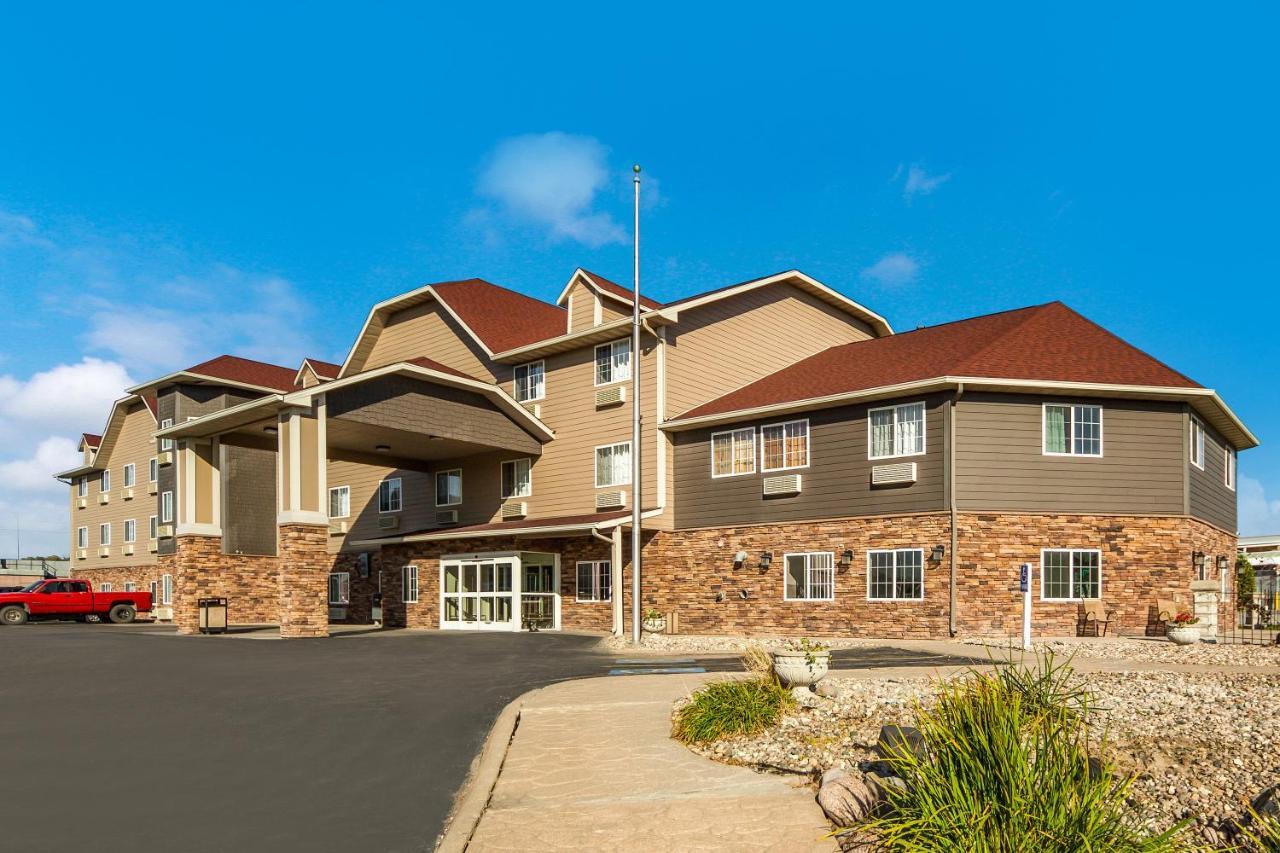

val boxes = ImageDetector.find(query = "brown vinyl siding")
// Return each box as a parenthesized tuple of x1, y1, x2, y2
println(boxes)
(221, 441, 277, 556)
(1188, 414, 1237, 532)
(672, 395, 947, 529)
(363, 301, 498, 380)
(326, 458, 433, 554)
(954, 393, 1185, 515)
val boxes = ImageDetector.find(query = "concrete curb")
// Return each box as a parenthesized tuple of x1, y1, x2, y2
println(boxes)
(435, 691, 530, 853)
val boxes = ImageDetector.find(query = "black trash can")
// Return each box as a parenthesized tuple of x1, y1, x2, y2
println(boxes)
(198, 597, 229, 635)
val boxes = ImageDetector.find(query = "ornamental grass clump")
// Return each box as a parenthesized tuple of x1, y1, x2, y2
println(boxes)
(673, 644, 794, 745)
(865, 653, 1187, 853)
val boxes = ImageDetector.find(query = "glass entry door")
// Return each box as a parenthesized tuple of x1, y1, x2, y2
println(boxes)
(441, 559, 515, 630)
(521, 559, 557, 630)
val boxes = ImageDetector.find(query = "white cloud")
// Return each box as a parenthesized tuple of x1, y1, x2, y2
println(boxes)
(860, 252, 921, 287)
(1239, 477, 1280, 535)
(473, 132, 627, 247)
(0, 437, 80, 495)
(900, 163, 951, 199)
(0, 358, 134, 436)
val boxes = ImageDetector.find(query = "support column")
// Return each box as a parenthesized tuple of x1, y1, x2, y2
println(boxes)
(277, 398, 330, 639)
(174, 437, 223, 635)
(611, 526, 624, 637)
(1191, 579, 1220, 640)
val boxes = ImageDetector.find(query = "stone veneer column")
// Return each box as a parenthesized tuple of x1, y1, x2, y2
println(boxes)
(275, 397, 330, 639)
(173, 534, 222, 635)
(277, 523, 330, 638)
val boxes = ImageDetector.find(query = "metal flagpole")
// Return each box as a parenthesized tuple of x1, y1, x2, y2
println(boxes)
(631, 164, 642, 645)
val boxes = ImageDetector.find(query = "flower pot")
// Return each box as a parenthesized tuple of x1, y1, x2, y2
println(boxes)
(1167, 625, 1200, 646)
(772, 650, 831, 687)
(642, 617, 666, 634)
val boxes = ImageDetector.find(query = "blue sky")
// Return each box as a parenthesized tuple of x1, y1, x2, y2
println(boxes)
(1, 4, 1277, 554)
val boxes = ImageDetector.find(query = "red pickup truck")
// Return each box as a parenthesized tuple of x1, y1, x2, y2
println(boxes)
(0, 579, 153, 626)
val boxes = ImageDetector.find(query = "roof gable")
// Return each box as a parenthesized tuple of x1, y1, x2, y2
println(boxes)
(184, 355, 299, 392)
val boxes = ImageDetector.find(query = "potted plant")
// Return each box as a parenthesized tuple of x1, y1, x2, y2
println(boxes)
(1166, 611, 1201, 645)
(642, 608, 666, 633)
(772, 638, 831, 686)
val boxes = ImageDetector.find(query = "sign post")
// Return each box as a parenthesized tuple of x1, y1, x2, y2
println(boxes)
(1019, 563, 1032, 650)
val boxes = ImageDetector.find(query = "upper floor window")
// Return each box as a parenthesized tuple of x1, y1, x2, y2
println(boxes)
(123, 463, 136, 488)
(711, 428, 756, 477)
(99, 523, 111, 546)
(514, 361, 545, 402)
(328, 485, 350, 519)
(1041, 548, 1101, 601)
(761, 419, 809, 472)
(501, 459, 532, 498)
(149, 516, 158, 540)
(124, 519, 137, 543)
(1043, 404, 1102, 457)
(868, 549, 925, 600)
(76, 478, 87, 498)
(101, 470, 111, 492)
(149, 458, 158, 482)
(869, 402, 926, 459)
(1225, 447, 1236, 491)
(161, 491, 174, 523)
(378, 478, 402, 513)
(76, 527, 88, 549)
(1190, 417, 1205, 469)
(595, 442, 632, 487)
(159, 418, 174, 451)
(435, 470, 462, 506)
(784, 552, 834, 601)
(594, 339, 631, 386)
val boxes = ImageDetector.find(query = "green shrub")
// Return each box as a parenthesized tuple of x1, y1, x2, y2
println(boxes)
(865, 655, 1187, 853)
(673, 677, 794, 744)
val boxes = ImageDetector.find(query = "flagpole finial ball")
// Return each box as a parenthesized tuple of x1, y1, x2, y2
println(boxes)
(633, 164, 641, 174)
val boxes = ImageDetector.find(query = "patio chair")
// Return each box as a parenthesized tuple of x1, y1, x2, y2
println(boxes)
(1155, 598, 1180, 628)
(1080, 600, 1116, 637)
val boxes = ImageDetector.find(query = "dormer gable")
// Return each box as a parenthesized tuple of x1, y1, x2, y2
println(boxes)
(555, 269, 659, 333)
(294, 358, 341, 389)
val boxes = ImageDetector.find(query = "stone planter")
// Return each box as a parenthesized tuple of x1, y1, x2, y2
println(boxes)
(772, 649, 831, 687)
(1167, 625, 1201, 646)
(642, 617, 666, 634)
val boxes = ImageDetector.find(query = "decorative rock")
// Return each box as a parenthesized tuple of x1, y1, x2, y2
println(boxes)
(817, 769, 878, 827)
(814, 679, 841, 699)
(876, 725, 926, 761)
(1253, 785, 1280, 819)
(865, 770, 907, 798)
(791, 685, 821, 708)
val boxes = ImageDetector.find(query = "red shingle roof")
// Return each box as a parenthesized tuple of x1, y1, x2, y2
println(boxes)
(81, 433, 102, 449)
(404, 356, 483, 382)
(580, 269, 664, 310)
(304, 359, 341, 380)
(185, 355, 299, 392)
(430, 279, 568, 353)
(141, 394, 159, 419)
(679, 302, 1200, 420)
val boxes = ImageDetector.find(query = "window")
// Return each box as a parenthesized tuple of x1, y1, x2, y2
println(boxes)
(101, 470, 111, 492)
(149, 458, 158, 482)
(150, 580, 159, 603)
(378, 478, 402, 513)
(513, 361, 545, 402)
(123, 463, 136, 488)
(711, 428, 756, 477)
(1043, 404, 1102, 456)
(159, 418, 174, 451)
(76, 527, 88, 549)
(435, 470, 462, 506)
(149, 516, 158, 540)
(594, 339, 632, 385)
(161, 574, 173, 605)
(1225, 447, 1236, 491)
(161, 491, 174, 523)
(124, 582, 136, 592)
(784, 552, 835, 601)
(328, 572, 351, 606)
(101, 582, 113, 592)
(402, 565, 419, 603)
(1190, 417, 1205, 469)
(99, 523, 111, 545)
(594, 442, 632, 487)
(761, 419, 809, 472)
(867, 549, 925, 600)
(328, 486, 350, 519)
(77, 478, 87, 498)
(124, 519, 136, 543)
(501, 459, 532, 498)
(869, 402, 926, 459)
(1041, 549, 1101, 601)
(576, 561, 612, 602)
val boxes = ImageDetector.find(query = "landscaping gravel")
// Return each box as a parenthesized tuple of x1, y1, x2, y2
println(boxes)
(966, 636, 1280, 667)
(600, 633, 877, 653)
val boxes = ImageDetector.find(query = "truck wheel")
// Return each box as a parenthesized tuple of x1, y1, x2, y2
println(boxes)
(107, 604, 137, 624)
(0, 606, 28, 626)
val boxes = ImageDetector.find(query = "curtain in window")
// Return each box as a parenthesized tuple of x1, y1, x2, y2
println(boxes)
(712, 433, 733, 475)
(897, 404, 924, 455)
(784, 421, 808, 467)
(1044, 406, 1068, 453)
(733, 430, 755, 473)
(612, 339, 631, 382)
(762, 426, 784, 470)
(871, 409, 895, 457)
(596, 444, 631, 487)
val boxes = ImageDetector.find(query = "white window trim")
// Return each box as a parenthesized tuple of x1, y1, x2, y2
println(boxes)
(435, 469, 463, 507)
(101, 582, 113, 592)
(76, 527, 88, 548)
(594, 441, 633, 488)
(513, 360, 546, 403)
(593, 339, 632, 387)
(99, 523, 111, 546)
(124, 582, 136, 592)
(782, 551, 836, 602)
(328, 485, 351, 519)
(149, 458, 158, 483)
(710, 427, 757, 478)
(867, 401, 928, 460)
(1190, 417, 1205, 470)
(161, 491, 174, 523)
(402, 565, 419, 603)
(501, 458, 533, 499)
(161, 573, 173, 605)
(760, 419, 810, 473)
(575, 560, 612, 602)
(124, 519, 137, 544)
(77, 478, 88, 497)
(122, 463, 136, 488)
(101, 470, 111, 493)
(149, 516, 158, 540)
(1041, 403, 1104, 458)
(159, 418, 174, 451)
(1039, 548, 1103, 602)
(865, 548, 926, 601)
(1224, 446, 1236, 491)
(379, 477, 403, 514)
(328, 571, 351, 605)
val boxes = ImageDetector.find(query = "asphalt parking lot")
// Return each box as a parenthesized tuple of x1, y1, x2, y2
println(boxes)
(0, 624, 986, 852)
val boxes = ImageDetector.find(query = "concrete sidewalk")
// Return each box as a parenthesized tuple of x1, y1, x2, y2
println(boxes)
(463, 673, 836, 852)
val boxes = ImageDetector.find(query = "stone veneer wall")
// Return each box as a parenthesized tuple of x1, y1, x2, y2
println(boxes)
(173, 535, 281, 633)
(277, 524, 331, 638)
(72, 557, 174, 615)
(329, 550, 385, 624)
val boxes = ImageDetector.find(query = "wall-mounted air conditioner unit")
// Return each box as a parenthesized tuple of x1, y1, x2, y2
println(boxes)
(762, 474, 802, 496)
(377, 515, 400, 531)
(153, 606, 174, 621)
(595, 386, 626, 408)
(436, 509, 459, 525)
(157, 451, 174, 466)
(76, 497, 87, 510)
(149, 539, 159, 553)
(121, 545, 134, 556)
(329, 521, 349, 536)
(328, 606, 348, 622)
(148, 483, 158, 495)
(501, 501, 527, 520)
(76, 549, 87, 560)
(98, 493, 110, 505)
(595, 490, 627, 510)
(521, 401, 542, 419)
(157, 524, 174, 539)
(122, 488, 134, 500)
(97, 546, 111, 557)
(871, 462, 917, 486)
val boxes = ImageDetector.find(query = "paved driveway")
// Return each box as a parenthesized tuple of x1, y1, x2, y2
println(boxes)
(0, 625, 983, 852)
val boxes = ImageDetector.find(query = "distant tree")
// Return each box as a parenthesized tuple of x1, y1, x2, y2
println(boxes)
(1236, 553, 1256, 600)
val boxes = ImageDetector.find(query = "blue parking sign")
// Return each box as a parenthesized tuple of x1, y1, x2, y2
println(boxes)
(1019, 564, 1030, 593)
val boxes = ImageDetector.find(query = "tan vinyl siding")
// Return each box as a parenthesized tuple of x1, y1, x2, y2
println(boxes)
(672, 396, 947, 528)
(68, 402, 159, 568)
(954, 393, 1185, 515)
(567, 281, 599, 332)
(326, 459, 433, 554)
(664, 284, 877, 418)
(362, 300, 498, 381)
(1188, 414, 1237, 532)
(599, 297, 630, 324)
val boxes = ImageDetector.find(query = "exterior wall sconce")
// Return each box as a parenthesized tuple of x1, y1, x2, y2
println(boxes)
(838, 550, 854, 573)
(1215, 555, 1229, 574)
(1192, 551, 1206, 580)
(375, 444, 391, 453)
(931, 545, 946, 562)
(262, 426, 278, 435)
(758, 552, 772, 572)
(739, 589, 750, 600)
(734, 550, 748, 569)
(714, 591, 726, 603)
